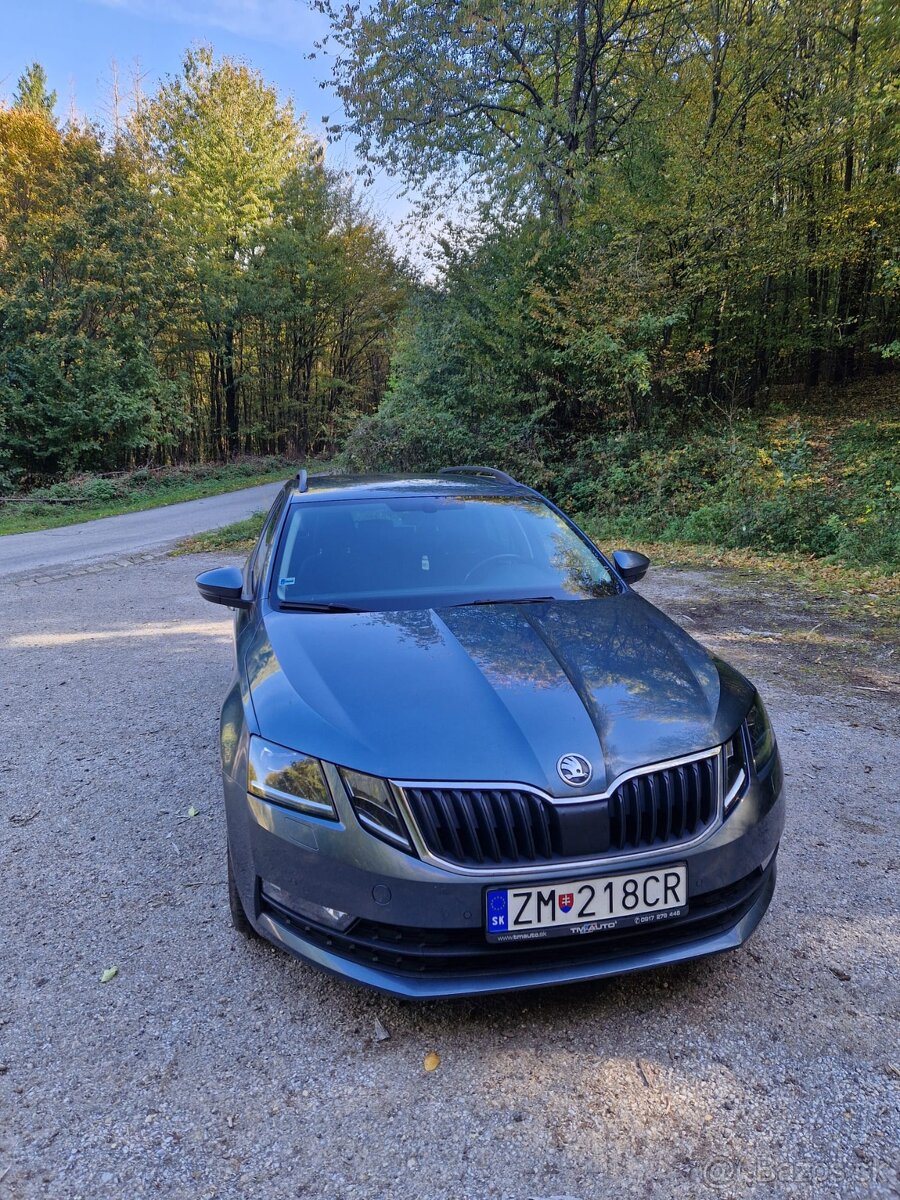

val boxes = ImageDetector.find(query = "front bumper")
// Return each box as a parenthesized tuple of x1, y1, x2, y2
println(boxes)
(224, 753, 785, 999)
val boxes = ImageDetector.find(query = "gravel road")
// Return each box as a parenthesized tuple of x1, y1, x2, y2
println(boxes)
(0, 548, 897, 1200)
(0, 482, 283, 581)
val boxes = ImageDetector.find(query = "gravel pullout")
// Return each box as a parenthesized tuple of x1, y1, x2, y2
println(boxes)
(0, 556, 897, 1199)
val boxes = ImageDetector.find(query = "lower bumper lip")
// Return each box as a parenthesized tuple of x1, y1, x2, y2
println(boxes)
(255, 861, 777, 1000)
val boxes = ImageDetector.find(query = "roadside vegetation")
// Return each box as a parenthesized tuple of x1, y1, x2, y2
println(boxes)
(571, 396, 899, 576)
(174, 513, 270, 557)
(0, 459, 299, 536)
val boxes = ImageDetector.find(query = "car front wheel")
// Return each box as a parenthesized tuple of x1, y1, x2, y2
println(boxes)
(227, 848, 259, 939)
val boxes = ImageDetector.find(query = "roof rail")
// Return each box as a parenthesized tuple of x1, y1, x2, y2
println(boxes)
(438, 465, 522, 487)
(297, 468, 309, 493)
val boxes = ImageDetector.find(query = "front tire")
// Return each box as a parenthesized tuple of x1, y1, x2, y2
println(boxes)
(227, 848, 259, 939)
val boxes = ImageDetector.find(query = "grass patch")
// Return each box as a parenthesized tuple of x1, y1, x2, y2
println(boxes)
(0, 458, 320, 536)
(583, 526, 900, 629)
(174, 513, 266, 556)
(582, 526, 899, 596)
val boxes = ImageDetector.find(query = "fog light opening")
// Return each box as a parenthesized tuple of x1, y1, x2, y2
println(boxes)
(261, 883, 355, 932)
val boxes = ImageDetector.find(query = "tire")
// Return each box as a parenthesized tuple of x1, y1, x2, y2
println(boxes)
(227, 847, 259, 939)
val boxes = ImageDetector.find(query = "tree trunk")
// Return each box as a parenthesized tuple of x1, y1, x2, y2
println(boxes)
(223, 321, 238, 457)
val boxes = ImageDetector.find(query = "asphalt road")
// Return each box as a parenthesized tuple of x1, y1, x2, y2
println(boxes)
(0, 550, 897, 1199)
(0, 482, 283, 581)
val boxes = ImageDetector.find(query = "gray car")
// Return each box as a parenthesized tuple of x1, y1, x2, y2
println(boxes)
(196, 466, 785, 998)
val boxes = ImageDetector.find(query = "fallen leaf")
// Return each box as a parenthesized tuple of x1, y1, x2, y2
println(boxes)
(188, 806, 199, 818)
(100, 967, 118, 984)
(423, 1051, 440, 1073)
(374, 1017, 390, 1042)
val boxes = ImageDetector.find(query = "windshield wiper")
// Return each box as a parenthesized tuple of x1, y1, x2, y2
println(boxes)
(278, 601, 362, 613)
(457, 595, 556, 607)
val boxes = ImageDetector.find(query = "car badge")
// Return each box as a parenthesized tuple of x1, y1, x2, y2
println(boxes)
(557, 753, 593, 787)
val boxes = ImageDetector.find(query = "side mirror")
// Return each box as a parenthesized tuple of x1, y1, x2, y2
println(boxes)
(613, 549, 650, 584)
(196, 565, 251, 609)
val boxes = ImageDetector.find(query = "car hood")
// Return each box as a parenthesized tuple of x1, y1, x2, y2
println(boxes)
(245, 594, 753, 797)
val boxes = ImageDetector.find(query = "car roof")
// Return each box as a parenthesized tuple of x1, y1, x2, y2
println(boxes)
(287, 471, 536, 503)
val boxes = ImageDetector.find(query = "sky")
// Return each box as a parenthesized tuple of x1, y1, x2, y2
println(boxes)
(1, 0, 417, 241)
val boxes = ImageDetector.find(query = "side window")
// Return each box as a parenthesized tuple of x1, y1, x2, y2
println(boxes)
(249, 491, 288, 595)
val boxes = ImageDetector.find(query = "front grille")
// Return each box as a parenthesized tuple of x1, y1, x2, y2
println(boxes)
(403, 787, 554, 866)
(399, 751, 721, 869)
(608, 754, 718, 851)
(261, 862, 772, 979)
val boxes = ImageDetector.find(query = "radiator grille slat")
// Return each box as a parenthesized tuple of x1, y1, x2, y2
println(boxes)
(402, 753, 721, 869)
(647, 773, 659, 844)
(687, 761, 700, 831)
(452, 787, 483, 863)
(472, 789, 501, 861)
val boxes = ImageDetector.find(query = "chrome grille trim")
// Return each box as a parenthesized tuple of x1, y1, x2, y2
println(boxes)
(391, 745, 726, 878)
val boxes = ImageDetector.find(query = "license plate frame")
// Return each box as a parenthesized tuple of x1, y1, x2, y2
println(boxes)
(485, 863, 688, 943)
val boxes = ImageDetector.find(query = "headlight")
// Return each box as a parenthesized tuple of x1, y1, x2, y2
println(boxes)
(340, 768, 412, 851)
(248, 736, 337, 819)
(746, 694, 776, 772)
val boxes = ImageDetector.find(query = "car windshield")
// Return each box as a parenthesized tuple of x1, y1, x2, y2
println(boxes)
(270, 495, 618, 612)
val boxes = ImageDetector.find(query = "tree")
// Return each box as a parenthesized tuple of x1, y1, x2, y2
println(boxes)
(0, 121, 176, 477)
(313, 0, 685, 223)
(0, 105, 63, 234)
(0, 49, 405, 484)
(129, 47, 406, 461)
(133, 47, 322, 454)
(317, 0, 899, 423)
(13, 63, 57, 119)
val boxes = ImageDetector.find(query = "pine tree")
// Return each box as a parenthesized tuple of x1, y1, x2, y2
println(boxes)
(13, 63, 57, 119)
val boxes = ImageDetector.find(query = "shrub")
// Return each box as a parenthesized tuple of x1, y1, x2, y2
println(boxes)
(342, 397, 899, 573)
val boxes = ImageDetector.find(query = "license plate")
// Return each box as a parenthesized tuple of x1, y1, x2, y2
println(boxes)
(485, 864, 687, 943)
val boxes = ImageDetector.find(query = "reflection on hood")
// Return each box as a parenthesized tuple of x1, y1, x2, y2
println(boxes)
(246, 594, 753, 796)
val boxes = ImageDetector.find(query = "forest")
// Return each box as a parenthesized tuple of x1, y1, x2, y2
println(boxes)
(1, 1, 898, 568)
(0, 49, 406, 484)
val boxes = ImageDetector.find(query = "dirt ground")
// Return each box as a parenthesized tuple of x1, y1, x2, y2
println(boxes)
(0, 553, 897, 1200)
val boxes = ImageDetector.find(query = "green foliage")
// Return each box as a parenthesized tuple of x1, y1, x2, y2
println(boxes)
(0, 52, 405, 490)
(0, 458, 297, 535)
(137, 47, 311, 260)
(0, 126, 176, 479)
(315, 0, 679, 220)
(13, 63, 57, 118)
(323, 0, 900, 393)
(325, 0, 899, 572)
(564, 413, 900, 571)
(126, 47, 406, 462)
